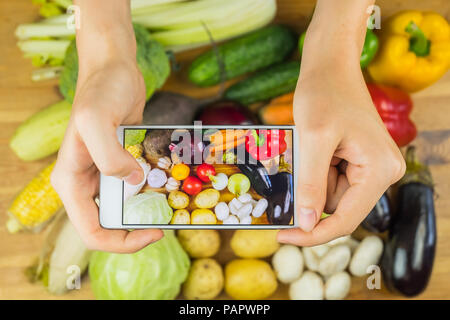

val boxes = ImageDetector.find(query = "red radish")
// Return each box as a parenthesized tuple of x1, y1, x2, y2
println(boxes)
(196, 163, 216, 182)
(182, 176, 203, 195)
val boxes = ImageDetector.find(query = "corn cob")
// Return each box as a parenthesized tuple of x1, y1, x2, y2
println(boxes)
(6, 161, 63, 233)
(126, 144, 144, 158)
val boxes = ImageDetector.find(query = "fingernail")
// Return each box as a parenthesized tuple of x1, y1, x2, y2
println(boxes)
(124, 169, 144, 185)
(298, 207, 316, 232)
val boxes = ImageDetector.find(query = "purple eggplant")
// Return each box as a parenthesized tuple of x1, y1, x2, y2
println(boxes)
(362, 192, 392, 233)
(266, 172, 294, 225)
(381, 146, 436, 297)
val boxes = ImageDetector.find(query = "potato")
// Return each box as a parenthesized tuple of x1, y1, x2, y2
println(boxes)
(225, 259, 277, 300)
(183, 259, 224, 300)
(231, 230, 280, 258)
(191, 209, 217, 224)
(170, 209, 190, 224)
(177, 230, 221, 258)
(168, 191, 189, 209)
(194, 189, 220, 208)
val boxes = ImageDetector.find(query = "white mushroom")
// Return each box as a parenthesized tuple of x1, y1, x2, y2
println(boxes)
(223, 215, 239, 225)
(214, 202, 230, 221)
(318, 244, 351, 277)
(310, 244, 330, 258)
(228, 198, 243, 215)
(325, 271, 351, 300)
(237, 193, 253, 203)
(302, 247, 320, 272)
(252, 198, 268, 218)
(239, 215, 252, 224)
(272, 245, 304, 284)
(349, 235, 384, 277)
(236, 203, 253, 220)
(289, 271, 324, 300)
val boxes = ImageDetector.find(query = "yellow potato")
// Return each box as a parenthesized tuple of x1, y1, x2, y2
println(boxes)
(168, 190, 189, 209)
(191, 209, 217, 224)
(177, 230, 221, 258)
(194, 189, 220, 208)
(170, 209, 190, 224)
(183, 259, 224, 300)
(231, 230, 280, 258)
(225, 259, 277, 300)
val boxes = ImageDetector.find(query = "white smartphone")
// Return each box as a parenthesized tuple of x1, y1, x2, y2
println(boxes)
(99, 125, 298, 229)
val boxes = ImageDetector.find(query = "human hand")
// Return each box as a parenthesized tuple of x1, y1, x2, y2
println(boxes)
(277, 34, 405, 247)
(51, 9, 163, 252)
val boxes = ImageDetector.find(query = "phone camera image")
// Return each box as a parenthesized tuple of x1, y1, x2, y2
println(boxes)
(121, 127, 295, 227)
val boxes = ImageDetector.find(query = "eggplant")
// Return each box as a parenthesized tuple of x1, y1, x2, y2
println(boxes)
(266, 172, 294, 225)
(361, 192, 392, 233)
(381, 146, 436, 297)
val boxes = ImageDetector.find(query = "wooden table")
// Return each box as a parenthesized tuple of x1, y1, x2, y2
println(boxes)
(0, 0, 449, 300)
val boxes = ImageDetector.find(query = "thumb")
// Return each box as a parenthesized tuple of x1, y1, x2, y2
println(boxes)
(79, 119, 144, 185)
(296, 133, 336, 232)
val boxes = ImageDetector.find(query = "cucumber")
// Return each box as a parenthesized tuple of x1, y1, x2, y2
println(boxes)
(188, 25, 296, 87)
(224, 61, 300, 105)
(10, 100, 72, 161)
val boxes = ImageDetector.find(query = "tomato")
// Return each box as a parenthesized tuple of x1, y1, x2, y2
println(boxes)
(171, 163, 190, 180)
(196, 163, 216, 182)
(182, 176, 203, 195)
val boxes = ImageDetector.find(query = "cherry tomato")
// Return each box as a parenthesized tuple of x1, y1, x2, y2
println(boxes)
(182, 176, 203, 195)
(171, 163, 190, 180)
(196, 163, 216, 182)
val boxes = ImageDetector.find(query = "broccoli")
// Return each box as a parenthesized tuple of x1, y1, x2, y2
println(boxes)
(59, 24, 170, 103)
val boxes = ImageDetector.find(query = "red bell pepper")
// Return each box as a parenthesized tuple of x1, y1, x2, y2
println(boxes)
(245, 129, 287, 161)
(367, 83, 417, 147)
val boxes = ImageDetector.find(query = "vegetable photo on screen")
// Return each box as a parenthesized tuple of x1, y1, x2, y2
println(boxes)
(50, 0, 405, 252)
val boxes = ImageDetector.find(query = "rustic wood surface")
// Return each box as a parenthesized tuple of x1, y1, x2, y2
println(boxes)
(0, 0, 449, 300)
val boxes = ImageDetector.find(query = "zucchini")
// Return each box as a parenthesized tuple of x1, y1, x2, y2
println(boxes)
(188, 25, 296, 87)
(10, 100, 72, 161)
(224, 61, 300, 105)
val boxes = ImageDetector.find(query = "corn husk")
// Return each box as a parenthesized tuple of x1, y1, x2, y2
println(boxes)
(26, 212, 91, 295)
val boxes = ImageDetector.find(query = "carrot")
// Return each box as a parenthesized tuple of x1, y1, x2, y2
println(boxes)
(259, 93, 294, 125)
(209, 129, 248, 146)
(209, 136, 246, 153)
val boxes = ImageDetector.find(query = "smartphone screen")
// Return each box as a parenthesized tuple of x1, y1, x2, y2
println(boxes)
(122, 126, 295, 227)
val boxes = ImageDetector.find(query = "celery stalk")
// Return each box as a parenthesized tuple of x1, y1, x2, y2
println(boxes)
(152, 0, 276, 47)
(15, 23, 75, 40)
(18, 39, 70, 59)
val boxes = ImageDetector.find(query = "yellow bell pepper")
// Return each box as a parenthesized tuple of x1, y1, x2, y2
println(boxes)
(368, 10, 450, 92)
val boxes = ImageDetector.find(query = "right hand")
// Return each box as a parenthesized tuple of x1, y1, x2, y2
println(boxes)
(51, 55, 163, 253)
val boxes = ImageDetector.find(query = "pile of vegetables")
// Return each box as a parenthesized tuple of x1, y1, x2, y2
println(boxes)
(122, 128, 293, 226)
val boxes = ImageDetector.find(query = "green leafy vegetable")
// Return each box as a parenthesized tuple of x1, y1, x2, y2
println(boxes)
(89, 230, 190, 299)
(124, 191, 173, 224)
(59, 24, 170, 103)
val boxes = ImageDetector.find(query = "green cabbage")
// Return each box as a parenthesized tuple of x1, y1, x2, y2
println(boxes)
(125, 129, 146, 147)
(89, 230, 190, 300)
(124, 191, 173, 225)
